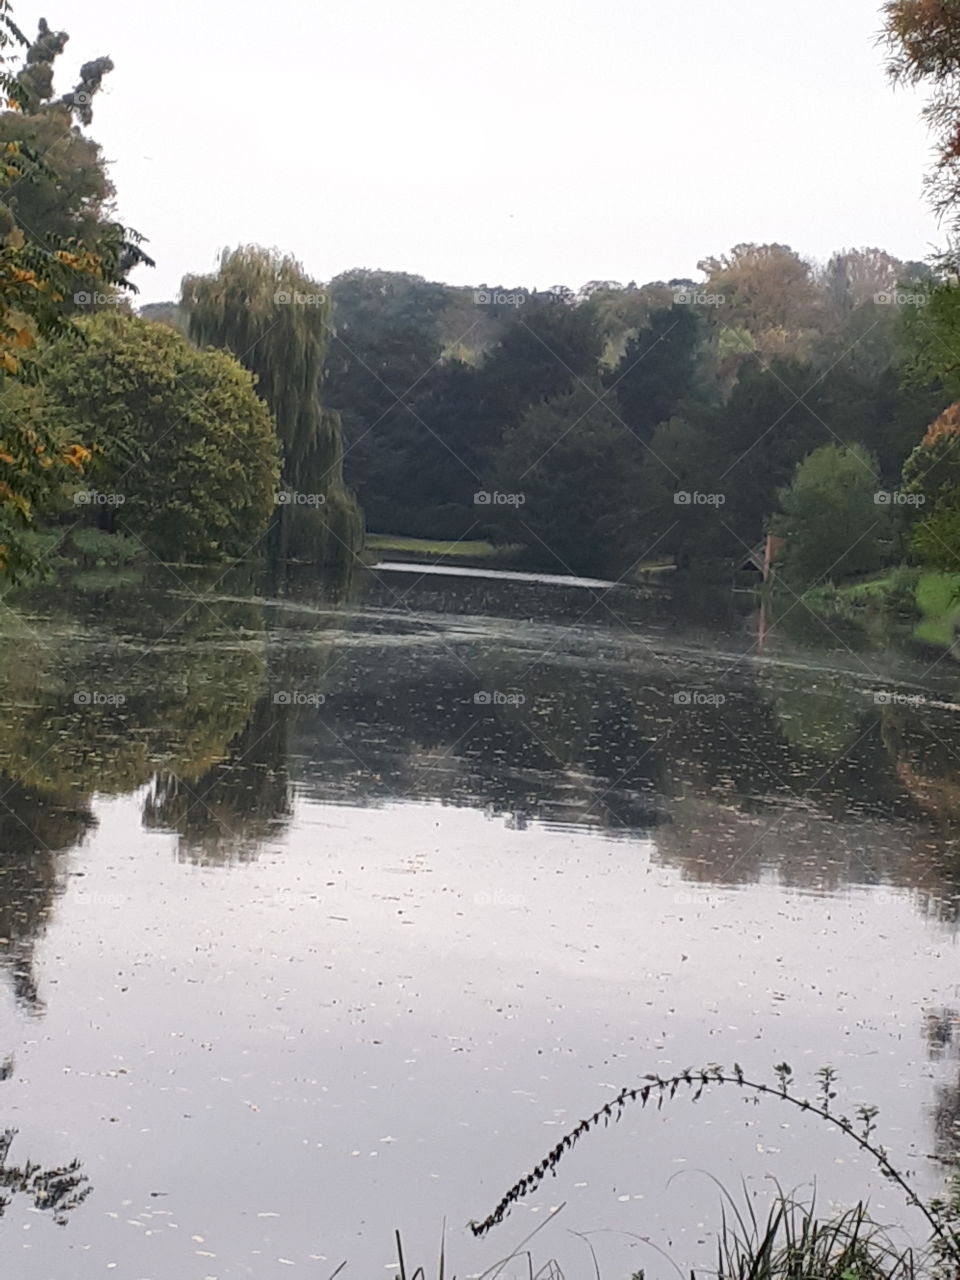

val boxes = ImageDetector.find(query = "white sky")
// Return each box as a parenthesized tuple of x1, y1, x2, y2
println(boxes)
(46, 0, 943, 304)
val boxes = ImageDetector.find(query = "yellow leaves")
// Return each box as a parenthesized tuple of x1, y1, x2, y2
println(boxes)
(55, 249, 100, 275)
(62, 443, 91, 471)
(3, 166, 18, 179)
(0, 450, 13, 464)
(924, 401, 960, 445)
(0, 321, 37, 373)
(0, 481, 30, 516)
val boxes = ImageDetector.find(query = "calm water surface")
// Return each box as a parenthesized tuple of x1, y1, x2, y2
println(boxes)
(1, 565, 959, 1279)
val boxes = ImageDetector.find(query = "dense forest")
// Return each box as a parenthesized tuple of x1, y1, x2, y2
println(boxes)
(141, 249, 953, 582)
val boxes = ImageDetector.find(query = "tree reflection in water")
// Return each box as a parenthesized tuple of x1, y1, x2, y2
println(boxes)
(923, 1006, 960, 1169)
(142, 692, 292, 865)
(0, 778, 96, 1013)
(0, 1128, 91, 1226)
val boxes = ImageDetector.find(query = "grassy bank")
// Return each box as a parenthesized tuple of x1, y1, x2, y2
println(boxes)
(803, 567, 960, 650)
(364, 533, 522, 562)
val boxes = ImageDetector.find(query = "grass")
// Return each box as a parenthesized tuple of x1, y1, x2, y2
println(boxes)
(457, 1063, 960, 1280)
(806, 567, 960, 650)
(705, 1187, 918, 1280)
(70, 528, 143, 565)
(839, 574, 897, 604)
(365, 533, 516, 559)
(915, 572, 960, 614)
(388, 1190, 925, 1280)
(629, 558, 676, 579)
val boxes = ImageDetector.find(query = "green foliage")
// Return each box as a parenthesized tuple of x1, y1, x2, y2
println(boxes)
(365, 533, 506, 559)
(606, 303, 702, 441)
(774, 444, 891, 586)
(313, 242, 950, 574)
(902, 404, 960, 570)
(41, 313, 281, 562)
(708, 1191, 917, 1280)
(0, 377, 79, 579)
(181, 245, 362, 571)
(0, 16, 152, 294)
(487, 382, 640, 578)
(841, 565, 922, 618)
(0, 5, 152, 581)
(323, 281, 606, 541)
(901, 284, 960, 397)
(70, 527, 141, 565)
(310, 249, 956, 576)
(708, 359, 832, 546)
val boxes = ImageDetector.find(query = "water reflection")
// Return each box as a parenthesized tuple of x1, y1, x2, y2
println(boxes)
(0, 1130, 91, 1226)
(924, 1007, 960, 1169)
(2, 569, 960, 901)
(0, 778, 94, 1012)
(143, 692, 293, 865)
(2, 569, 960, 1274)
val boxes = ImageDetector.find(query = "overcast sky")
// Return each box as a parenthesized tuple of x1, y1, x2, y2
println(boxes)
(48, 0, 942, 304)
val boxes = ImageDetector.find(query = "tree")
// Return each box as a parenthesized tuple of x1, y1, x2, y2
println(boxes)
(477, 296, 604, 428)
(181, 246, 362, 571)
(773, 444, 891, 586)
(0, 17, 151, 294)
(902, 400, 960, 569)
(580, 280, 675, 368)
(605, 304, 701, 442)
(486, 383, 641, 578)
(41, 313, 280, 562)
(0, 7, 151, 580)
(323, 268, 454, 522)
(628, 417, 723, 569)
(700, 356, 846, 546)
(819, 247, 904, 315)
(697, 243, 820, 358)
(881, 1, 960, 236)
(321, 278, 605, 541)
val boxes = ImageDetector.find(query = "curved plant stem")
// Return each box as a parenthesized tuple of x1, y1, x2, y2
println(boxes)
(468, 1064, 957, 1253)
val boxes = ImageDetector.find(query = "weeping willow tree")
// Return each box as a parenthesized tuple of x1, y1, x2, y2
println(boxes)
(180, 245, 363, 572)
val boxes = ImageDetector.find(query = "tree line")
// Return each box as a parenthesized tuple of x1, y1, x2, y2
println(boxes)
(5, 3, 960, 593)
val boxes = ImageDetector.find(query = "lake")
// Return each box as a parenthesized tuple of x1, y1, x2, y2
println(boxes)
(1, 563, 959, 1279)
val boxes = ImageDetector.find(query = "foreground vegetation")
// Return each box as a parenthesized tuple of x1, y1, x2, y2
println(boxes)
(381, 1063, 960, 1280)
(466, 1064, 960, 1280)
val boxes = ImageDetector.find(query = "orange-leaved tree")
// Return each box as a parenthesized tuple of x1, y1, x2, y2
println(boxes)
(0, 1, 151, 579)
